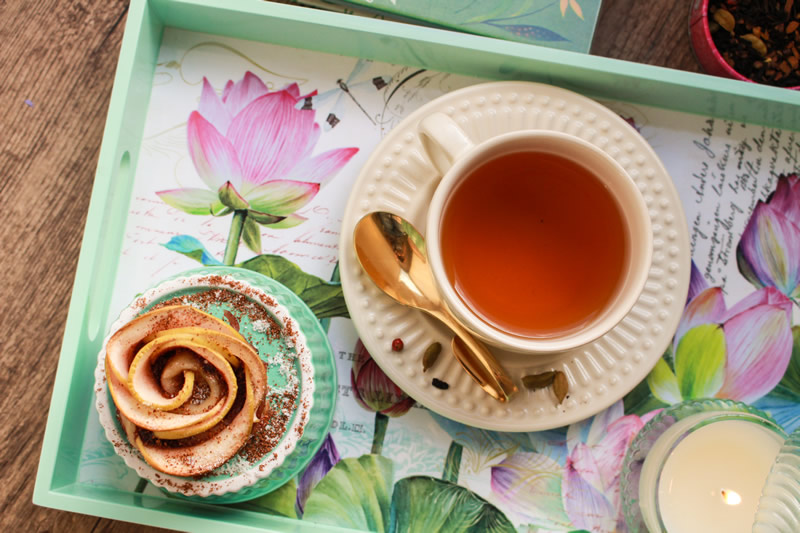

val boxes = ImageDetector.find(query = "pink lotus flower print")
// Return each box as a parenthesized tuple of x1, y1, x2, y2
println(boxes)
(648, 285, 793, 404)
(490, 402, 658, 532)
(737, 173, 800, 303)
(490, 451, 571, 529)
(157, 72, 358, 261)
(562, 404, 658, 533)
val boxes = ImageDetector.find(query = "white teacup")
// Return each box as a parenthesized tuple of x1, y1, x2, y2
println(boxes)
(419, 112, 652, 354)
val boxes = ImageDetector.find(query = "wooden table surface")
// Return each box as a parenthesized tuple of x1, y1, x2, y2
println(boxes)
(0, 0, 701, 531)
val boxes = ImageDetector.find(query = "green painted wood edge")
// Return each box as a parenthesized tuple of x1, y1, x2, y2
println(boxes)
(46, 483, 353, 532)
(35, 0, 163, 507)
(152, 0, 799, 128)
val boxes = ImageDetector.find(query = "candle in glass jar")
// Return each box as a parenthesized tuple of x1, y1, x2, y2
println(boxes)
(640, 416, 783, 533)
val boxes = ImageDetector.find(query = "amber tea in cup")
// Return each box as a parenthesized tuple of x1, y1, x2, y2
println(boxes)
(420, 111, 651, 354)
(440, 150, 628, 338)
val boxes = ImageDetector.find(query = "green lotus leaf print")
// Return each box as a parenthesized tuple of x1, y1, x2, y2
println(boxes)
(238, 254, 349, 319)
(389, 476, 515, 533)
(233, 478, 298, 518)
(303, 454, 394, 531)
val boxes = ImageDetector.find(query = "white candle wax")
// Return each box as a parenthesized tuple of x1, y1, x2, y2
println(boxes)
(640, 416, 783, 533)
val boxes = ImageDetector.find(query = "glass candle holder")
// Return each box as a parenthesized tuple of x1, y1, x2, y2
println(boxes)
(621, 399, 787, 533)
(753, 428, 800, 532)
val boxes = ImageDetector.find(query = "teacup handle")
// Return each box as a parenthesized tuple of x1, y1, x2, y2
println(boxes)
(418, 112, 475, 175)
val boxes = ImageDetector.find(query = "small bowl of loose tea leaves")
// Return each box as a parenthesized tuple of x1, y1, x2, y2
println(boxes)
(689, 0, 800, 88)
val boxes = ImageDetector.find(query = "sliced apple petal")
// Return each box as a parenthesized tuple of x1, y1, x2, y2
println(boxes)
(106, 356, 229, 432)
(151, 414, 220, 440)
(151, 333, 267, 439)
(159, 348, 200, 396)
(118, 412, 138, 444)
(149, 348, 239, 439)
(145, 327, 242, 368)
(152, 393, 228, 440)
(168, 371, 225, 416)
(135, 372, 257, 476)
(140, 327, 266, 407)
(188, 330, 267, 406)
(124, 346, 197, 410)
(127, 339, 237, 416)
(106, 305, 243, 383)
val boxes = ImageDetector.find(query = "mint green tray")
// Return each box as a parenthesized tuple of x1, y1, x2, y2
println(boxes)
(34, 0, 800, 531)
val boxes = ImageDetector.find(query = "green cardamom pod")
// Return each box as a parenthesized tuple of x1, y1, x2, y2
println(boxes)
(553, 371, 569, 404)
(422, 342, 442, 372)
(521, 371, 556, 390)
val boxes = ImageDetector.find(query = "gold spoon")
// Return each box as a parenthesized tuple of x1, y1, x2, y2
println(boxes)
(353, 211, 517, 403)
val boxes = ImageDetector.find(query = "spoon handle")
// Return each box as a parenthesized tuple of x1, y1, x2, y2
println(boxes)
(431, 309, 518, 403)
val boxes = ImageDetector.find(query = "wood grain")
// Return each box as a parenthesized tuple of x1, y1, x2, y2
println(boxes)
(0, 0, 700, 531)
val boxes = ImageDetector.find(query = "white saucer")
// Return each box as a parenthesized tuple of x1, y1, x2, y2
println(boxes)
(339, 81, 690, 431)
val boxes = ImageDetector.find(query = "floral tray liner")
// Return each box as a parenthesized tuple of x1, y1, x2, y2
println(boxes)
(79, 28, 800, 532)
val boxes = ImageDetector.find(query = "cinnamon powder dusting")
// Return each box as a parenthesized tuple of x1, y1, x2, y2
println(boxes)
(242, 388, 298, 463)
(148, 275, 304, 467)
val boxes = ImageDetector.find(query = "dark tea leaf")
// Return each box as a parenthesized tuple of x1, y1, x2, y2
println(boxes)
(708, 0, 800, 86)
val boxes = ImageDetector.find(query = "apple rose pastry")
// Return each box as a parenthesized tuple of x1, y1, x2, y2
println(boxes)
(104, 304, 268, 477)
